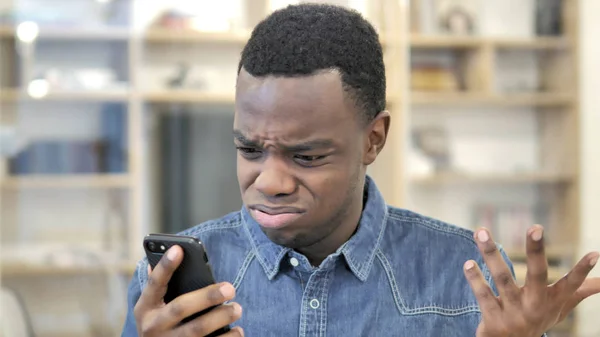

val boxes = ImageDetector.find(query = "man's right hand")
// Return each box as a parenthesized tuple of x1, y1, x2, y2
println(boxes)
(133, 245, 244, 337)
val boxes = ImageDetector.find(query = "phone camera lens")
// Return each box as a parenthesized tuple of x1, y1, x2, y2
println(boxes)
(148, 241, 156, 252)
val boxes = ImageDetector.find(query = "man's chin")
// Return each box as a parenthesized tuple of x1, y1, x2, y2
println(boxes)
(261, 227, 308, 249)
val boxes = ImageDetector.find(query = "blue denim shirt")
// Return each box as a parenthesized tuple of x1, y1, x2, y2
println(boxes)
(122, 176, 540, 337)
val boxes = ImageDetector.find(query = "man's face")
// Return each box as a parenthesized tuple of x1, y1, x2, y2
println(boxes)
(233, 68, 371, 249)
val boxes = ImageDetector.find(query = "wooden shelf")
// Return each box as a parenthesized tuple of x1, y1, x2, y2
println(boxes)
(143, 28, 389, 46)
(410, 92, 574, 107)
(410, 172, 573, 185)
(0, 88, 131, 102)
(0, 174, 131, 189)
(0, 25, 129, 40)
(410, 35, 483, 48)
(410, 35, 569, 50)
(37, 27, 130, 41)
(144, 28, 251, 43)
(492, 37, 570, 50)
(1, 260, 136, 277)
(0, 26, 568, 50)
(143, 90, 235, 104)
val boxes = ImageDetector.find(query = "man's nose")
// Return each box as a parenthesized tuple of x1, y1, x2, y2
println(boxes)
(254, 159, 296, 198)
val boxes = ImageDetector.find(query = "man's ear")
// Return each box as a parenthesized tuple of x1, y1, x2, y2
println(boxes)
(363, 111, 391, 165)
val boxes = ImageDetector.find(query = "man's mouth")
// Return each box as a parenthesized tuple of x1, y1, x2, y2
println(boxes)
(249, 205, 305, 229)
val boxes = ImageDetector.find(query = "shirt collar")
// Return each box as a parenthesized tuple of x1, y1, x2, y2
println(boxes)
(241, 175, 388, 282)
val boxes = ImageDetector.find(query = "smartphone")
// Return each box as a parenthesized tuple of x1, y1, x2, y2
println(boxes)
(143, 233, 231, 336)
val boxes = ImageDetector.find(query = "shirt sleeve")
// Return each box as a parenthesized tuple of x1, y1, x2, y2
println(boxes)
(121, 265, 143, 337)
(488, 247, 548, 337)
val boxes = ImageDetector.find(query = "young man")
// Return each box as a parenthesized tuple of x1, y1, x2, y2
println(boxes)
(122, 4, 600, 337)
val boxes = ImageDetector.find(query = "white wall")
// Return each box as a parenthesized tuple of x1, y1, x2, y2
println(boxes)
(577, 0, 600, 336)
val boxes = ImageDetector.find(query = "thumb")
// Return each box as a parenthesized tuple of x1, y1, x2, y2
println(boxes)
(558, 277, 600, 322)
(575, 277, 600, 299)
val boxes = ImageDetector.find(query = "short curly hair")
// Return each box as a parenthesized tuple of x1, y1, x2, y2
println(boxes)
(237, 3, 386, 123)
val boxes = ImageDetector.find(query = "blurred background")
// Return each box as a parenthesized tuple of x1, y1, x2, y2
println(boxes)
(0, 0, 598, 336)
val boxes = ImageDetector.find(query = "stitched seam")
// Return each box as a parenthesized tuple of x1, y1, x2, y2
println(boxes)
(300, 271, 321, 337)
(319, 269, 332, 337)
(377, 249, 482, 317)
(388, 211, 503, 290)
(399, 306, 481, 316)
(361, 208, 389, 280)
(242, 222, 271, 275)
(306, 272, 318, 337)
(343, 251, 361, 278)
(344, 208, 389, 281)
(376, 249, 407, 315)
(388, 213, 474, 242)
(184, 217, 243, 237)
(268, 249, 288, 279)
(299, 274, 311, 337)
(232, 249, 255, 290)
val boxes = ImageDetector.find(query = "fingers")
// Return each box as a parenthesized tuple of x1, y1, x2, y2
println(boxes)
(138, 246, 184, 309)
(174, 302, 243, 337)
(464, 260, 502, 317)
(474, 228, 520, 303)
(552, 252, 600, 299)
(152, 282, 237, 330)
(524, 225, 548, 304)
(221, 326, 244, 337)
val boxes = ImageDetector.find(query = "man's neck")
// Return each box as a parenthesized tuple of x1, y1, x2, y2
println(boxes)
(297, 187, 367, 267)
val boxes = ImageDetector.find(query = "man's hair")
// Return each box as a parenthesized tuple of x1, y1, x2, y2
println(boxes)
(238, 3, 386, 123)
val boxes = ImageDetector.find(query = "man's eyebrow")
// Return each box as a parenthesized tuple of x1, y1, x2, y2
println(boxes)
(232, 130, 334, 152)
(284, 139, 335, 152)
(233, 130, 260, 147)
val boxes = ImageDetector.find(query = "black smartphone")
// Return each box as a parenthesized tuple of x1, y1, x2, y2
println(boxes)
(143, 233, 231, 336)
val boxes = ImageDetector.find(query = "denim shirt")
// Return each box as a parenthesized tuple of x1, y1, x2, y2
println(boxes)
(121, 176, 544, 337)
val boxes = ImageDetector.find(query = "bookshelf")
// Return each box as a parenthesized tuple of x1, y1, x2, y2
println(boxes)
(411, 91, 575, 106)
(143, 91, 235, 104)
(1, 260, 136, 277)
(0, 88, 131, 102)
(0, 0, 581, 336)
(407, 2, 580, 337)
(144, 28, 252, 43)
(0, 173, 131, 189)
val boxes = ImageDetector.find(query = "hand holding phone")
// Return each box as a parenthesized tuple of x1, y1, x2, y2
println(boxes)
(133, 239, 244, 337)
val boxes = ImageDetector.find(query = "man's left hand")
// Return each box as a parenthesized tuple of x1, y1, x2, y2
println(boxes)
(464, 225, 600, 337)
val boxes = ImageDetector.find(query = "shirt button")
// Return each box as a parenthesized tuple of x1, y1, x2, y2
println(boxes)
(309, 299, 320, 309)
(290, 257, 299, 267)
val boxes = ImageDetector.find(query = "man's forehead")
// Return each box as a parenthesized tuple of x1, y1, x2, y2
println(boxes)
(234, 67, 361, 140)
(236, 67, 343, 86)
(232, 128, 336, 149)
(235, 67, 345, 103)
(232, 121, 325, 144)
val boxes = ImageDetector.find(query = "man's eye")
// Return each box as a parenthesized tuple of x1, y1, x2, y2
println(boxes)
(294, 155, 326, 166)
(236, 147, 262, 159)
